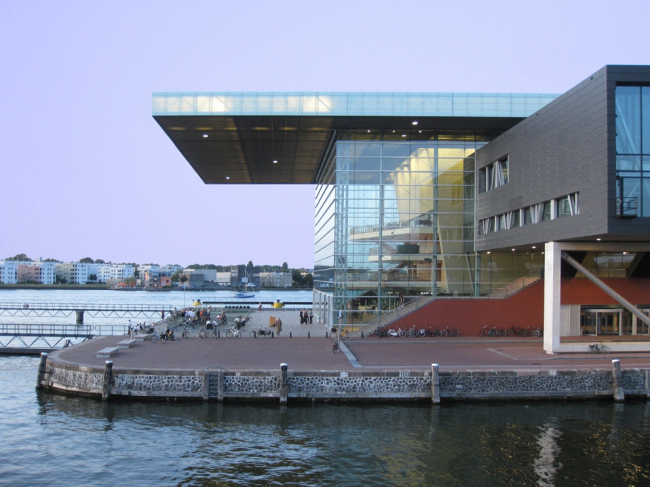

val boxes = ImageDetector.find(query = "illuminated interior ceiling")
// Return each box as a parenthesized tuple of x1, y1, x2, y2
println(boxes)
(153, 92, 558, 184)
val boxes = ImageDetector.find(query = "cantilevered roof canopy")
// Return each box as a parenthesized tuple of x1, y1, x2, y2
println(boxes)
(153, 92, 557, 184)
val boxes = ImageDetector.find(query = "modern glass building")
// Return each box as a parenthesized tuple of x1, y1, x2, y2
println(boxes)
(154, 66, 650, 352)
(153, 91, 556, 325)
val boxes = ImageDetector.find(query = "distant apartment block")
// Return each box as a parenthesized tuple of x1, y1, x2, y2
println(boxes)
(1, 259, 55, 284)
(259, 272, 293, 287)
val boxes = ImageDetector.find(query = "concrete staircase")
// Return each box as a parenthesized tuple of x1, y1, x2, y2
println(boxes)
(487, 274, 541, 299)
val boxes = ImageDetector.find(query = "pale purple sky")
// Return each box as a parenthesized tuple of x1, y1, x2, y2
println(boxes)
(1, 1, 649, 268)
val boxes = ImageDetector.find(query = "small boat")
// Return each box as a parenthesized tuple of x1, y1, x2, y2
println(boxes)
(234, 282, 255, 298)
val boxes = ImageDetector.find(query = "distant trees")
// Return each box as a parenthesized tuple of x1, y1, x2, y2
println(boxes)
(292, 270, 313, 287)
(79, 257, 94, 263)
(6, 254, 32, 261)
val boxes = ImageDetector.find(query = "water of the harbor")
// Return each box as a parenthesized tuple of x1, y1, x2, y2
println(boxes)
(3, 356, 650, 486)
(3, 290, 650, 485)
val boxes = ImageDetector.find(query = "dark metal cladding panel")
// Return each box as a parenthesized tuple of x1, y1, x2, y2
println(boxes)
(475, 66, 650, 252)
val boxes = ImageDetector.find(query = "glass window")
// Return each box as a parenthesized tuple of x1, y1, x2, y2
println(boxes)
(542, 201, 552, 221)
(617, 155, 641, 171)
(557, 196, 571, 217)
(641, 86, 650, 154)
(616, 86, 641, 154)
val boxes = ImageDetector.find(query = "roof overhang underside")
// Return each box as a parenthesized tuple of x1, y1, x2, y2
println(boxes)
(154, 115, 526, 184)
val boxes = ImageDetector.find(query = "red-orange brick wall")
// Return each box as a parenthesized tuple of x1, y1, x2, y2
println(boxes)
(390, 278, 650, 337)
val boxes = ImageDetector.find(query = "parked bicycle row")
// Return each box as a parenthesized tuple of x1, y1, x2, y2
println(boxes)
(371, 325, 461, 338)
(479, 325, 543, 337)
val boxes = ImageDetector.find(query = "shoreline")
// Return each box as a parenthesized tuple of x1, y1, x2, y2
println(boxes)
(36, 335, 650, 404)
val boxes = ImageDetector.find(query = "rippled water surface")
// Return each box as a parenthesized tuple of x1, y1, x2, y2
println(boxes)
(3, 356, 650, 486)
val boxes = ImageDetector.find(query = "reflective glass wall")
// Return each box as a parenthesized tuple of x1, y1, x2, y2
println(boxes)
(315, 130, 488, 324)
(615, 86, 650, 217)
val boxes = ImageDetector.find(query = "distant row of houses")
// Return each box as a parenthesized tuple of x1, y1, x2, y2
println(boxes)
(0, 259, 299, 288)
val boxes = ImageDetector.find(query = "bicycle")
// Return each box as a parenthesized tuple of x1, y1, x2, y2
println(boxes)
(331, 327, 351, 341)
(406, 325, 426, 338)
(149, 333, 160, 343)
(226, 326, 241, 338)
(589, 342, 610, 353)
(181, 327, 191, 339)
(429, 327, 447, 337)
(531, 327, 543, 338)
(479, 325, 502, 337)
(444, 326, 461, 337)
(387, 327, 406, 337)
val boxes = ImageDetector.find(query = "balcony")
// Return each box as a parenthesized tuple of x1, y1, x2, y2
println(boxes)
(616, 197, 638, 218)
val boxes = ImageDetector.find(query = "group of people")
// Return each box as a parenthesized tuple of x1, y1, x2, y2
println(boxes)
(299, 309, 313, 324)
(128, 320, 154, 334)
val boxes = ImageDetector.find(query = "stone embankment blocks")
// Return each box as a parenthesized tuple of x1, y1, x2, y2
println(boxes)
(38, 358, 650, 404)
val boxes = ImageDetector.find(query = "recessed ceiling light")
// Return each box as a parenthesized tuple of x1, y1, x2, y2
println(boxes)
(367, 130, 371, 133)
(512, 248, 516, 251)
(202, 134, 208, 138)
(412, 121, 418, 125)
(532, 246, 536, 249)
(225, 176, 230, 180)
(623, 251, 628, 255)
(392, 130, 396, 133)
(273, 160, 278, 164)
(401, 134, 407, 137)
(487, 251, 491, 254)
(596, 238, 601, 241)
(419, 130, 422, 133)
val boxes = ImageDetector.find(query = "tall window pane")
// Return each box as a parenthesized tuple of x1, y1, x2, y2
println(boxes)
(616, 86, 641, 154)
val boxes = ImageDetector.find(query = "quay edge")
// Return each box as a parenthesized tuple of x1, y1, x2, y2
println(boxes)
(37, 354, 650, 404)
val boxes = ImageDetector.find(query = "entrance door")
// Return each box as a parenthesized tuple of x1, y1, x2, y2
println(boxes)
(580, 309, 621, 336)
(598, 311, 620, 335)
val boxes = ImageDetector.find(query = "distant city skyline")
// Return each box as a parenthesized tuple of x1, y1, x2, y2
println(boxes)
(1, 1, 649, 268)
(1, 253, 309, 270)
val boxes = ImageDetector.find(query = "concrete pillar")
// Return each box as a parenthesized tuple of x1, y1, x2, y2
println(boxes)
(217, 371, 224, 402)
(612, 359, 625, 402)
(102, 361, 113, 400)
(279, 363, 288, 404)
(544, 242, 561, 354)
(75, 310, 84, 324)
(36, 352, 48, 389)
(431, 364, 440, 404)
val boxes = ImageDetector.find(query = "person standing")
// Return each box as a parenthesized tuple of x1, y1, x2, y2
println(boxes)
(309, 310, 313, 324)
(276, 318, 282, 336)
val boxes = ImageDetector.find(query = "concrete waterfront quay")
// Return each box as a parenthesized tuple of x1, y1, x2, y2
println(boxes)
(36, 309, 650, 403)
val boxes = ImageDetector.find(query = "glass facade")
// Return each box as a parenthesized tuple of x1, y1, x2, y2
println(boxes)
(616, 86, 650, 217)
(153, 92, 557, 118)
(313, 129, 547, 325)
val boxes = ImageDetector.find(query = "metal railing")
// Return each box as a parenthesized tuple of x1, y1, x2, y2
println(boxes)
(0, 323, 128, 336)
(0, 302, 174, 311)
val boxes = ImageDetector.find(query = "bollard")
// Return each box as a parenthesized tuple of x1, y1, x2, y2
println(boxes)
(431, 364, 440, 404)
(279, 363, 288, 404)
(75, 310, 84, 324)
(362, 332, 364, 339)
(290, 331, 292, 338)
(612, 359, 625, 402)
(202, 372, 210, 401)
(102, 361, 113, 401)
(272, 332, 274, 338)
(36, 352, 48, 389)
(218, 331, 220, 338)
(308, 331, 310, 338)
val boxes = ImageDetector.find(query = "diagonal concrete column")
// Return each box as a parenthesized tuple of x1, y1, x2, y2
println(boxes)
(544, 242, 561, 354)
